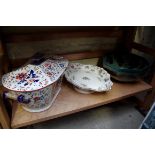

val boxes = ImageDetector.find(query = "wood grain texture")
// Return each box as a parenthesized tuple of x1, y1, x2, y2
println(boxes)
(3, 29, 123, 43)
(11, 80, 152, 128)
(62, 50, 108, 60)
(0, 56, 3, 79)
(142, 73, 155, 110)
(6, 37, 120, 60)
(132, 42, 155, 111)
(10, 50, 112, 68)
(132, 42, 155, 58)
(0, 40, 10, 73)
(0, 40, 4, 56)
(0, 26, 121, 34)
(0, 41, 11, 129)
(0, 87, 10, 129)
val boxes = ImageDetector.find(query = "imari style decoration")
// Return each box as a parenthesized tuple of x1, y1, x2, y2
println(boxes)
(65, 63, 113, 94)
(2, 57, 68, 112)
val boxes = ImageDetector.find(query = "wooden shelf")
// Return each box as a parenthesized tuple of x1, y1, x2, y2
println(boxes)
(11, 80, 152, 128)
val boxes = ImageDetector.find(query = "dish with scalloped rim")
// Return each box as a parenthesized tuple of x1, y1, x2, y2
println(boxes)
(65, 63, 113, 94)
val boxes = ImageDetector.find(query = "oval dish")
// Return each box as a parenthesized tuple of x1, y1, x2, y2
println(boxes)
(65, 63, 113, 94)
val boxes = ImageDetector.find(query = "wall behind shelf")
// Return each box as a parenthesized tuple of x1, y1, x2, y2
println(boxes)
(71, 58, 99, 65)
(0, 26, 124, 61)
(6, 37, 119, 60)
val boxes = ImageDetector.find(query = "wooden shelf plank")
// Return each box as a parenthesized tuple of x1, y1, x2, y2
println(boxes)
(11, 80, 152, 128)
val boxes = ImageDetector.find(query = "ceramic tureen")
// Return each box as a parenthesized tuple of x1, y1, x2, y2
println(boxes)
(65, 63, 113, 94)
(2, 57, 68, 112)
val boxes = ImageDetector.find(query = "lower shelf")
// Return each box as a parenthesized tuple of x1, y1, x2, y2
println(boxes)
(11, 80, 152, 128)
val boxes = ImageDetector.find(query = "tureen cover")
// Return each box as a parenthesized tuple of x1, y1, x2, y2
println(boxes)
(2, 59, 68, 92)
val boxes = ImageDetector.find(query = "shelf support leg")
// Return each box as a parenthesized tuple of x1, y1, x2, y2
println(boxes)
(142, 73, 155, 111)
(0, 39, 11, 129)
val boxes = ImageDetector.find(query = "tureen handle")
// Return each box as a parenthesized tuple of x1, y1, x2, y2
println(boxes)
(3, 92, 30, 104)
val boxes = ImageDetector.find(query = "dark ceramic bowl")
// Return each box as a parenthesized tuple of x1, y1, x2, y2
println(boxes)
(102, 52, 150, 82)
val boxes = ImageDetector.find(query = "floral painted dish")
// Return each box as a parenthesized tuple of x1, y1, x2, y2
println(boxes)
(65, 63, 113, 94)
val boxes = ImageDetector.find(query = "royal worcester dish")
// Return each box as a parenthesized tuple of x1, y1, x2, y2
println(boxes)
(65, 63, 113, 94)
(2, 57, 68, 112)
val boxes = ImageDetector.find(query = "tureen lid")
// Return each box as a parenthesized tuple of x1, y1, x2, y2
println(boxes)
(2, 58, 68, 92)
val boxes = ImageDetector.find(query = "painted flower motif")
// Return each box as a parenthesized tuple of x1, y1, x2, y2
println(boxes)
(47, 72, 53, 76)
(44, 63, 50, 67)
(27, 70, 39, 79)
(59, 63, 64, 68)
(16, 73, 27, 80)
(34, 97, 40, 102)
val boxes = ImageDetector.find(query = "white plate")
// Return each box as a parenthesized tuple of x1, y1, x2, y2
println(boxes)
(65, 63, 113, 94)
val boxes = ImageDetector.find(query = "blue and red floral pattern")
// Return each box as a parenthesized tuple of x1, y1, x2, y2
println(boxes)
(17, 70, 39, 86)
(2, 58, 68, 92)
(2, 57, 68, 112)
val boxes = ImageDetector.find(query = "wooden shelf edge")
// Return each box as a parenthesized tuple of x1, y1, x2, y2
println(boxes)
(11, 80, 152, 128)
(12, 90, 149, 129)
